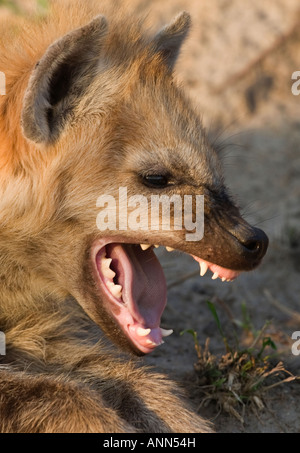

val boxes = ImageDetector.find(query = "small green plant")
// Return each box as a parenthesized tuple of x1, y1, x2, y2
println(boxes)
(181, 301, 298, 424)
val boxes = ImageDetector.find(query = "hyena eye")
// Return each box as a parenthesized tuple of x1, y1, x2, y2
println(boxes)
(142, 174, 171, 189)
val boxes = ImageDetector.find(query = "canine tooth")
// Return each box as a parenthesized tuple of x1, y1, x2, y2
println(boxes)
(160, 328, 173, 337)
(136, 327, 151, 337)
(199, 262, 208, 277)
(140, 244, 151, 251)
(212, 272, 219, 280)
(166, 246, 174, 252)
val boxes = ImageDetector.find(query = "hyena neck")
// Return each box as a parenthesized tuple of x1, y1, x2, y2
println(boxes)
(0, 257, 64, 326)
(0, 273, 92, 367)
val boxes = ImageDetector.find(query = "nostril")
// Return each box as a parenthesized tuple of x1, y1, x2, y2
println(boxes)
(243, 239, 261, 252)
(239, 227, 269, 258)
(228, 222, 269, 263)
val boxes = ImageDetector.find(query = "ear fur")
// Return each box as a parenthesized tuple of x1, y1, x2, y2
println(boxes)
(22, 15, 108, 144)
(153, 11, 191, 71)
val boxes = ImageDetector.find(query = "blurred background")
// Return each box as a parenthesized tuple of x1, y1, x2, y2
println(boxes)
(1, 0, 300, 432)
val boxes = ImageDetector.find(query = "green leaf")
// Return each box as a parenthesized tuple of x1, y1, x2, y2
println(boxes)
(206, 301, 225, 338)
(241, 360, 253, 373)
(213, 377, 226, 388)
(206, 300, 232, 353)
(180, 329, 198, 345)
(257, 336, 277, 359)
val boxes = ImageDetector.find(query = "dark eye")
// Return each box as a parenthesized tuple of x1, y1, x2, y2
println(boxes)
(142, 174, 171, 189)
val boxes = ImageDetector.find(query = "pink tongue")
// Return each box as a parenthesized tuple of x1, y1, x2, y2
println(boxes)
(106, 244, 167, 328)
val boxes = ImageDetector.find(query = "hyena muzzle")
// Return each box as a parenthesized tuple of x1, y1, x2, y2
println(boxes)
(0, 1, 268, 433)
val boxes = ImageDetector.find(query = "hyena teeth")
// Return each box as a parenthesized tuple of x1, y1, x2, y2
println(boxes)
(136, 327, 151, 337)
(107, 281, 122, 299)
(166, 247, 174, 252)
(154, 245, 160, 248)
(140, 244, 152, 251)
(199, 262, 208, 277)
(146, 339, 164, 346)
(212, 272, 219, 280)
(160, 328, 173, 337)
(101, 258, 116, 279)
(111, 285, 122, 298)
(222, 277, 226, 282)
(103, 257, 112, 267)
(146, 339, 157, 346)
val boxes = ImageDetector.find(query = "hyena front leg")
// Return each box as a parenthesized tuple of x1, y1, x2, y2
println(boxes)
(124, 370, 214, 433)
(73, 356, 214, 433)
(0, 369, 135, 433)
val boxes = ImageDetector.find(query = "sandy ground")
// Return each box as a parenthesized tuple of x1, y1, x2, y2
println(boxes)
(1, 0, 300, 433)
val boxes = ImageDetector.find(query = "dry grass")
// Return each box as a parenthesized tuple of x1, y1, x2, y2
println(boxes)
(182, 302, 300, 425)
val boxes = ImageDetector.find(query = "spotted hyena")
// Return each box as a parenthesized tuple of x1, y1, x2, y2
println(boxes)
(0, 0, 268, 432)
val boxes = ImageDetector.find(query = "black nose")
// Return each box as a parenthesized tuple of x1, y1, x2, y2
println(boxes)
(236, 226, 269, 263)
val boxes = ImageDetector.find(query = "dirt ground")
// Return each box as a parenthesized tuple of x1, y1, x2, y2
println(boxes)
(1, 0, 300, 433)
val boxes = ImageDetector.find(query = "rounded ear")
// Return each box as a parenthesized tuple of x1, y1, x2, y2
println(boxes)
(153, 11, 191, 71)
(21, 15, 108, 145)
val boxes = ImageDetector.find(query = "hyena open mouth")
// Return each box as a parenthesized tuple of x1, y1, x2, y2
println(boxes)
(92, 239, 241, 354)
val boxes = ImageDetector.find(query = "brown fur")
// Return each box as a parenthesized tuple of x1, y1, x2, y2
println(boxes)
(0, 0, 267, 433)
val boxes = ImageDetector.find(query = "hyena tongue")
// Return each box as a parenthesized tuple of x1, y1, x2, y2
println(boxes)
(103, 243, 167, 352)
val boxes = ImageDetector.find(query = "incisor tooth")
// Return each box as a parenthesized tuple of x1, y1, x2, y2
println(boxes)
(136, 327, 151, 336)
(160, 328, 173, 337)
(140, 244, 151, 251)
(146, 339, 157, 346)
(146, 339, 164, 346)
(200, 262, 208, 277)
(166, 246, 174, 252)
(154, 245, 159, 248)
(212, 272, 219, 280)
(222, 277, 226, 282)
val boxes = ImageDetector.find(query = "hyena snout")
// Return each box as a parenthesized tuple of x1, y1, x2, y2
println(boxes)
(229, 223, 269, 267)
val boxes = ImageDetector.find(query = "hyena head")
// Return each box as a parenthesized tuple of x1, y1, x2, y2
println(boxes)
(7, 10, 268, 355)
